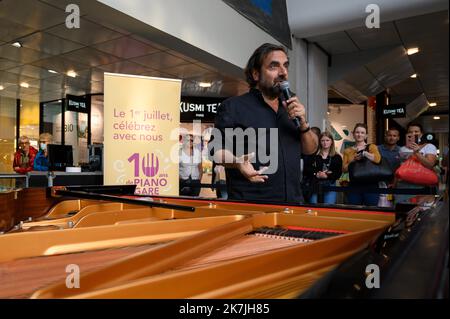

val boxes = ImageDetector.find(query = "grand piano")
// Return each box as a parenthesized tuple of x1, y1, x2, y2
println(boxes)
(0, 185, 447, 299)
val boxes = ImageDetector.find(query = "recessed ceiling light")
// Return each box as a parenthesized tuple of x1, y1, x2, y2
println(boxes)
(48, 69, 58, 74)
(11, 41, 22, 48)
(407, 47, 419, 55)
(67, 70, 77, 78)
(429, 102, 437, 107)
(433, 116, 441, 120)
(20, 82, 29, 88)
(410, 74, 417, 78)
(0, 85, 4, 90)
(198, 82, 212, 88)
(57, 100, 62, 103)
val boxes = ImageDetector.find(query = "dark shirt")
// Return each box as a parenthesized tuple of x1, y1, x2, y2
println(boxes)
(303, 154, 343, 183)
(213, 88, 303, 203)
(377, 144, 401, 170)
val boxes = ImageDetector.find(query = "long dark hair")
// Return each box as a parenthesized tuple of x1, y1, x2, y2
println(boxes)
(244, 43, 288, 88)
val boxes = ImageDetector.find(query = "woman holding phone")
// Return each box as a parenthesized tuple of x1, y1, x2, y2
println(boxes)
(396, 122, 438, 203)
(342, 123, 382, 206)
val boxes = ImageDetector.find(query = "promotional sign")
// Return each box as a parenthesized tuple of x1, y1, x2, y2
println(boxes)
(382, 104, 406, 118)
(104, 73, 181, 195)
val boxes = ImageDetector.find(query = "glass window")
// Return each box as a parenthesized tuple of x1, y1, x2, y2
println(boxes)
(0, 96, 16, 188)
(19, 100, 40, 149)
(65, 109, 88, 166)
(42, 100, 63, 144)
(91, 95, 104, 144)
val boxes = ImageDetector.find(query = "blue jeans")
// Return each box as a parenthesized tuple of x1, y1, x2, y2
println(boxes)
(309, 181, 337, 204)
(346, 182, 379, 206)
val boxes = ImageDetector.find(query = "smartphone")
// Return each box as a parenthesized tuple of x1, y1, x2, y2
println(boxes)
(414, 135, 421, 144)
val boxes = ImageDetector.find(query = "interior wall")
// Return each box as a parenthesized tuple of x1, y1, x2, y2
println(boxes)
(98, 0, 281, 69)
(328, 104, 365, 154)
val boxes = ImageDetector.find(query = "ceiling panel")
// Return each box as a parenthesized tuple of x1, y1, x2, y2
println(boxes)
(343, 68, 385, 97)
(6, 64, 60, 80)
(395, 11, 448, 109)
(390, 78, 422, 96)
(19, 32, 84, 56)
(130, 51, 191, 70)
(31, 55, 90, 74)
(130, 35, 169, 51)
(0, 58, 20, 71)
(0, 71, 36, 85)
(73, 68, 105, 82)
(366, 47, 415, 89)
(0, 0, 66, 30)
(38, 0, 79, 11)
(0, 2, 247, 100)
(46, 18, 124, 46)
(346, 22, 402, 50)
(165, 63, 214, 79)
(2, 84, 40, 96)
(62, 47, 121, 68)
(308, 31, 359, 55)
(92, 36, 160, 59)
(0, 18, 36, 43)
(38, 90, 65, 102)
(0, 44, 51, 63)
(96, 61, 156, 75)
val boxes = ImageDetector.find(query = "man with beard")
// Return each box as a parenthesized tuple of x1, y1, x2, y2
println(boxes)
(211, 43, 318, 203)
(377, 128, 401, 171)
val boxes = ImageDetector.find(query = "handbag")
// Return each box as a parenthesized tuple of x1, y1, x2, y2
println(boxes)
(395, 156, 438, 186)
(348, 145, 393, 183)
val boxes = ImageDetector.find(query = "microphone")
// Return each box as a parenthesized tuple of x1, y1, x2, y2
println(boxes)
(279, 81, 301, 129)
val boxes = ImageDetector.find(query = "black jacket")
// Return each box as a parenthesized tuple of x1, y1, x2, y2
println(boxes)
(303, 154, 343, 183)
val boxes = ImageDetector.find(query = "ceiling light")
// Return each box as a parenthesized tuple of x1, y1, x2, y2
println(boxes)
(11, 41, 22, 48)
(48, 69, 58, 74)
(407, 47, 419, 55)
(410, 74, 417, 78)
(20, 82, 29, 88)
(0, 85, 4, 90)
(429, 102, 437, 107)
(198, 82, 212, 88)
(433, 116, 440, 120)
(67, 70, 77, 78)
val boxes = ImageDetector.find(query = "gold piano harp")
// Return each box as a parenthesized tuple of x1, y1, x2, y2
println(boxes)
(0, 186, 394, 299)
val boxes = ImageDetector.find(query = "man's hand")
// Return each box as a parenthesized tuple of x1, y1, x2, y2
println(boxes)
(283, 96, 306, 125)
(236, 152, 268, 183)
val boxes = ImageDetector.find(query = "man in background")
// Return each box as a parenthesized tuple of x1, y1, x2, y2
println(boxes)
(378, 128, 401, 171)
(13, 136, 37, 174)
